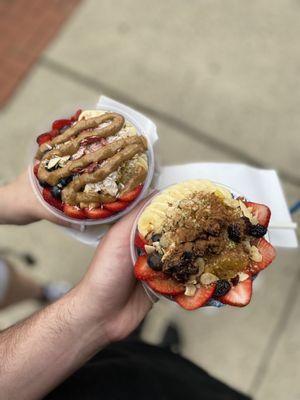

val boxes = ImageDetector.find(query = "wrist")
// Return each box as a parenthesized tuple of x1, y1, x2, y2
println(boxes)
(63, 284, 111, 351)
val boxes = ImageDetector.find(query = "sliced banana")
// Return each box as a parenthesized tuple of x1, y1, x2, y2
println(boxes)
(78, 109, 106, 120)
(138, 180, 234, 238)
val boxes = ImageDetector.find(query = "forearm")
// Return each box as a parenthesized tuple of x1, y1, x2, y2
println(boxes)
(0, 284, 108, 400)
(0, 179, 37, 225)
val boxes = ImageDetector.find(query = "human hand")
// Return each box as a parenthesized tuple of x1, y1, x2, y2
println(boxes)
(77, 200, 154, 344)
(0, 169, 68, 225)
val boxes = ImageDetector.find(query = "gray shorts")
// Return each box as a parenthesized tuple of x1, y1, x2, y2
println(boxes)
(0, 260, 9, 302)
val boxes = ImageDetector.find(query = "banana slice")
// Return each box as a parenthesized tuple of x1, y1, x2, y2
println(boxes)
(137, 179, 234, 238)
(138, 208, 166, 236)
(78, 109, 106, 120)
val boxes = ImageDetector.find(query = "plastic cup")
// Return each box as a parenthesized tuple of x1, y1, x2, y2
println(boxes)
(130, 181, 247, 308)
(29, 106, 155, 228)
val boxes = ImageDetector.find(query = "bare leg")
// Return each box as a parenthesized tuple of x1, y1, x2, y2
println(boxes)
(0, 260, 43, 309)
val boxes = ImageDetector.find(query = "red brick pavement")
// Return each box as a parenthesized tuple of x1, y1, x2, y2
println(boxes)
(0, 0, 82, 108)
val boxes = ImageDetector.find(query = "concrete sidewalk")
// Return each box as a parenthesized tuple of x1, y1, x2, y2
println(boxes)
(0, 1, 299, 398)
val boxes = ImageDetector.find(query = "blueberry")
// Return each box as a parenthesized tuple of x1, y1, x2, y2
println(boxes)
(58, 176, 73, 188)
(51, 186, 62, 200)
(147, 253, 162, 271)
(214, 280, 231, 297)
(228, 224, 241, 243)
(38, 180, 49, 188)
(247, 224, 267, 238)
(137, 248, 144, 256)
(151, 234, 161, 243)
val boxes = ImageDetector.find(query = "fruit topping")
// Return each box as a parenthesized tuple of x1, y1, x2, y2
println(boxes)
(245, 202, 271, 227)
(147, 276, 185, 295)
(119, 185, 143, 202)
(37, 133, 52, 145)
(70, 109, 82, 122)
(84, 207, 113, 219)
(42, 188, 63, 211)
(220, 278, 252, 307)
(175, 284, 216, 310)
(134, 234, 147, 250)
(227, 224, 242, 243)
(63, 204, 85, 219)
(147, 252, 163, 271)
(104, 201, 129, 212)
(248, 238, 276, 275)
(134, 255, 164, 281)
(214, 280, 231, 297)
(247, 223, 268, 238)
(52, 119, 72, 131)
(51, 186, 62, 200)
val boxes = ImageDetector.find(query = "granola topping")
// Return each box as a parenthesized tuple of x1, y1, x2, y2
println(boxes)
(140, 186, 263, 285)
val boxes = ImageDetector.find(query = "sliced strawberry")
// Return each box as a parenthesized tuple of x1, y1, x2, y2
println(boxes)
(147, 276, 185, 295)
(37, 132, 52, 145)
(175, 285, 216, 310)
(52, 119, 72, 131)
(119, 185, 143, 202)
(84, 207, 113, 219)
(220, 279, 252, 307)
(245, 202, 271, 227)
(42, 188, 63, 211)
(63, 204, 86, 219)
(134, 233, 148, 250)
(104, 201, 129, 213)
(134, 255, 164, 280)
(50, 129, 59, 138)
(33, 161, 40, 177)
(81, 136, 105, 146)
(249, 238, 276, 275)
(70, 109, 82, 122)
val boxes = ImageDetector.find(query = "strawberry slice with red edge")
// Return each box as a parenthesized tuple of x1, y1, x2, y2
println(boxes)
(42, 188, 63, 211)
(134, 255, 165, 281)
(147, 276, 185, 295)
(50, 129, 59, 139)
(37, 132, 52, 145)
(119, 185, 143, 202)
(245, 202, 271, 227)
(52, 119, 72, 131)
(104, 201, 129, 213)
(70, 109, 82, 122)
(175, 285, 216, 310)
(134, 233, 147, 250)
(63, 204, 86, 219)
(84, 207, 113, 219)
(33, 161, 40, 177)
(249, 238, 276, 275)
(220, 279, 252, 307)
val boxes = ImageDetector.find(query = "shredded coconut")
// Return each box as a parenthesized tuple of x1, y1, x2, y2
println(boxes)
(84, 171, 119, 197)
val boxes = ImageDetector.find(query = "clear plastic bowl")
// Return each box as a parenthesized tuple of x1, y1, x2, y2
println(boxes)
(130, 181, 246, 308)
(29, 106, 155, 227)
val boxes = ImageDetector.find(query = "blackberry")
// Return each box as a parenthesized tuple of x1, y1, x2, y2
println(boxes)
(247, 224, 267, 238)
(147, 253, 162, 271)
(214, 280, 231, 297)
(227, 224, 241, 243)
